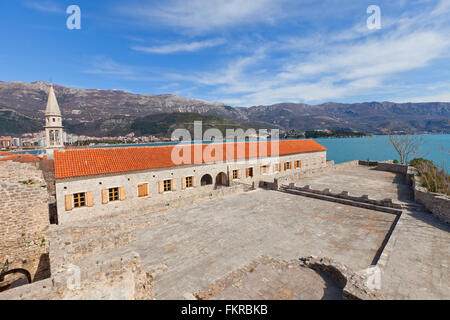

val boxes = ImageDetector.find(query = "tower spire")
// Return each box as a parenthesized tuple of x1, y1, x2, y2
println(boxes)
(46, 84, 62, 116)
(44, 84, 64, 158)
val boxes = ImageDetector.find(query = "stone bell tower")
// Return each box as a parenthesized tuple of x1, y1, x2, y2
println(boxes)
(44, 85, 64, 158)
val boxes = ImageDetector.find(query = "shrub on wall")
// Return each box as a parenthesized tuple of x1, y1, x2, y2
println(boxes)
(410, 158, 449, 196)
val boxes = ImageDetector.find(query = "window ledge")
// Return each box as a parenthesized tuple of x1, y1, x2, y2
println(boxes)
(69, 206, 87, 212)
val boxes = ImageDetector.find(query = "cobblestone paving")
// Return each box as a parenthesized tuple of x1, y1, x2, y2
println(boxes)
(132, 189, 396, 299)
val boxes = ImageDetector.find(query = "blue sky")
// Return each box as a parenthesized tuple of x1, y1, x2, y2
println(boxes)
(0, 0, 449, 106)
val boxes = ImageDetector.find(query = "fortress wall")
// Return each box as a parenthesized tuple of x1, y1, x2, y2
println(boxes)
(374, 162, 409, 174)
(413, 176, 450, 224)
(0, 161, 50, 285)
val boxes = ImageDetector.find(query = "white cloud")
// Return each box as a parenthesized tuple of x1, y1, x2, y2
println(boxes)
(176, 0, 450, 106)
(406, 93, 450, 103)
(84, 57, 135, 76)
(24, 1, 64, 14)
(284, 31, 448, 81)
(118, 0, 286, 34)
(396, 82, 450, 103)
(82, 57, 178, 83)
(132, 38, 226, 54)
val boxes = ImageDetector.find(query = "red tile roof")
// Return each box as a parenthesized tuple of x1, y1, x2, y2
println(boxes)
(54, 140, 327, 179)
(0, 154, 41, 163)
(0, 152, 14, 156)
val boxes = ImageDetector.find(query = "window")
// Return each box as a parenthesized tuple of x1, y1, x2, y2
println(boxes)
(73, 192, 86, 208)
(185, 176, 193, 188)
(274, 163, 280, 172)
(284, 162, 292, 170)
(109, 187, 119, 202)
(246, 167, 254, 178)
(163, 179, 172, 192)
(232, 170, 239, 179)
(182, 176, 195, 189)
(138, 184, 148, 197)
(261, 165, 269, 174)
(295, 160, 301, 169)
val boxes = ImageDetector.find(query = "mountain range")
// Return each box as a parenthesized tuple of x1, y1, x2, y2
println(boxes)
(0, 81, 449, 136)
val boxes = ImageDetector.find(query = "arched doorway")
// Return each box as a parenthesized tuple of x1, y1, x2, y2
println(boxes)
(0, 268, 32, 293)
(215, 172, 228, 187)
(200, 174, 213, 186)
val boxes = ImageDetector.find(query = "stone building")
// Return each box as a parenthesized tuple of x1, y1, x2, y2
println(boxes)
(54, 140, 328, 224)
(35, 83, 328, 225)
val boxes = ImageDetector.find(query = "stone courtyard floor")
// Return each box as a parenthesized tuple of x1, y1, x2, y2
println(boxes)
(135, 188, 396, 299)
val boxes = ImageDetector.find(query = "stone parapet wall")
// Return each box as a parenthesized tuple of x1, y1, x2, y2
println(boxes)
(369, 161, 449, 224)
(0, 161, 50, 285)
(412, 176, 450, 224)
(358, 160, 379, 166)
(374, 162, 409, 175)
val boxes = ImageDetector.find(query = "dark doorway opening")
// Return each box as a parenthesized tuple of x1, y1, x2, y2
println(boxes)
(201, 174, 213, 186)
(215, 172, 228, 187)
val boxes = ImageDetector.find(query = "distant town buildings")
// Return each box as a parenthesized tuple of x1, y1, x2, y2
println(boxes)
(0, 137, 13, 149)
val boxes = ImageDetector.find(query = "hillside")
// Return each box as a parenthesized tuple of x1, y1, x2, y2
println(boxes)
(0, 81, 245, 122)
(65, 113, 271, 137)
(131, 113, 250, 137)
(241, 102, 450, 134)
(0, 81, 449, 136)
(0, 108, 41, 135)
